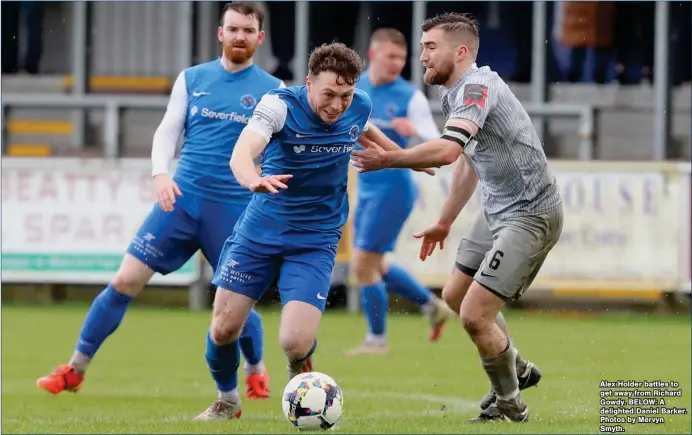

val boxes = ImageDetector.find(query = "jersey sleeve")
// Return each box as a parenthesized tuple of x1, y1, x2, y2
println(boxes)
(359, 90, 373, 133)
(362, 107, 373, 133)
(450, 75, 496, 129)
(244, 93, 288, 143)
(407, 90, 441, 140)
(151, 70, 188, 176)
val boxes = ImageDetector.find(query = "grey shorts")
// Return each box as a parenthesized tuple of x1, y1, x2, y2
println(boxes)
(455, 206, 564, 301)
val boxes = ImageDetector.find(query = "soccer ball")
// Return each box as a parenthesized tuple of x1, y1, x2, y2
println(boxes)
(282, 371, 344, 430)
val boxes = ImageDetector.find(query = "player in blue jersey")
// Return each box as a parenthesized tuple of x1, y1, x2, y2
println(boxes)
(37, 2, 279, 400)
(346, 28, 455, 357)
(193, 42, 433, 420)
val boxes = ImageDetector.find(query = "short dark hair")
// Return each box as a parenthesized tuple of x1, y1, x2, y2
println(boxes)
(308, 42, 364, 86)
(370, 28, 407, 48)
(220, 2, 265, 31)
(421, 12, 479, 41)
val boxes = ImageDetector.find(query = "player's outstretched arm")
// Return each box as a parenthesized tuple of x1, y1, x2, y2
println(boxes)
(351, 118, 477, 171)
(357, 122, 436, 176)
(231, 93, 292, 194)
(359, 122, 402, 152)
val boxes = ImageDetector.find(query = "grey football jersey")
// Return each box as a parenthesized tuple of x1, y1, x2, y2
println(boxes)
(440, 64, 562, 219)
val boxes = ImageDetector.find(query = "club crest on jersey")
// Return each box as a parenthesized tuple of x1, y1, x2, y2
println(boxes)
(385, 103, 398, 117)
(349, 125, 360, 141)
(240, 94, 257, 110)
(463, 84, 488, 108)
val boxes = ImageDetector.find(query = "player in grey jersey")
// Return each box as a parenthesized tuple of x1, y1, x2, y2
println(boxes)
(351, 12, 564, 423)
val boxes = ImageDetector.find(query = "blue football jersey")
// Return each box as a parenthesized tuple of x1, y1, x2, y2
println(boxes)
(355, 71, 417, 198)
(174, 61, 283, 203)
(235, 85, 372, 245)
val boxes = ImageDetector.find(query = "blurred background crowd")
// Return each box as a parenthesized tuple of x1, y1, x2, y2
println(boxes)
(2, 1, 691, 85)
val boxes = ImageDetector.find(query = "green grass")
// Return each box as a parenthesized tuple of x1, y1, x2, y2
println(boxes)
(2, 304, 691, 434)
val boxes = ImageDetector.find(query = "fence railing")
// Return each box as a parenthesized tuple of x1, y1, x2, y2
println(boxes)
(1, 93, 598, 160)
(1, 93, 169, 158)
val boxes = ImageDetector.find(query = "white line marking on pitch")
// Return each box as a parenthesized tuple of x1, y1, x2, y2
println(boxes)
(4, 391, 477, 426)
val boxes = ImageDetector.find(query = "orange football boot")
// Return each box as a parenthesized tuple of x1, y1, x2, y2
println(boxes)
(245, 368, 271, 399)
(427, 296, 456, 342)
(300, 357, 313, 373)
(36, 364, 84, 394)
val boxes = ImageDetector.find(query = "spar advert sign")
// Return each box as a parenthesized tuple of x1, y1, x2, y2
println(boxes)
(1, 159, 200, 285)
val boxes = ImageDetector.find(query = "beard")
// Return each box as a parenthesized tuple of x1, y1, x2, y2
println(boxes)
(423, 61, 454, 86)
(223, 42, 257, 64)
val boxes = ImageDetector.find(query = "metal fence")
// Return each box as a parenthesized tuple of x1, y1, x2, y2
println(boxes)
(3, 1, 682, 159)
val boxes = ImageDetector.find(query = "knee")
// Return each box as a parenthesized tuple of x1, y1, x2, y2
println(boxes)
(110, 271, 146, 297)
(353, 253, 381, 285)
(111, 255, 155, 296)
(210, 313, 245, 345)
(442, 270, 474, 313)
(459, 313, 485, 338)
(441, 286, 462, 313)
(279, 330, 315, 360)
(459, 301, 498, 339)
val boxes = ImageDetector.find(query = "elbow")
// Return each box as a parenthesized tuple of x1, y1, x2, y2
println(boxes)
(440, 144, 462, 166)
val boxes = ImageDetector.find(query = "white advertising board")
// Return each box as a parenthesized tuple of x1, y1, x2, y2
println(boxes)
(1, 159, 200, 285)
(681, 165, 691, 293)
(389, 161, 690, 292)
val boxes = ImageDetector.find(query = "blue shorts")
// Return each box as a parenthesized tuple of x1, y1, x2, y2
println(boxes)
(127, 192, 247, 275)
(212, 232, 338, 312)
(353, 194, 415, 254)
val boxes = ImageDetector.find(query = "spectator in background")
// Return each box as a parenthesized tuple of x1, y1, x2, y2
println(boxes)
(265, 0, 294, 81)
(506, 1, 533, 83)
(613, 2, 654, 85)
(673, 2, 691, 84)
(2, 1, 21, 74)
(22, 1, 45, 74)
(1, 1, 45, 75)
(558, 1, 615, 84)
(265, 1, 360, 82)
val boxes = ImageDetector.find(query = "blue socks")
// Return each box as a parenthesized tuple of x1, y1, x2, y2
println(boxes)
(207, 309, 267, 396)
(75, 285, 133, 358)
(361, 282, 388, 335)
(383, 264, 432, 307)
(206, 332, 240, 393)
(239, 309, 263, 365)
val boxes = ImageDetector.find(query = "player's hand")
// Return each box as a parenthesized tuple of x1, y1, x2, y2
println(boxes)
(412, 222, 451, 261)
(350, 146, 389, 173)
(249, 174, 293, 194)
(390, 118, 416, 137)
(357, 134, 382, 151)
(154, 174, 182, 212)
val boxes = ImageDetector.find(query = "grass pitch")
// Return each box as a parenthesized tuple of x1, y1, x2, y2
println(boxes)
(2, 304, 690, 434)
